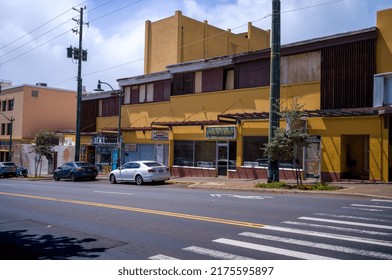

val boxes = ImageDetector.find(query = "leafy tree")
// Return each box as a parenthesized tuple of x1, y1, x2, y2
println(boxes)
(263, 99, 309, 185)
(31, 130, 59, 177)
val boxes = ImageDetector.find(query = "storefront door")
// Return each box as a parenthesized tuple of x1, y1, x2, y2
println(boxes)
(216, 142, 229, 176)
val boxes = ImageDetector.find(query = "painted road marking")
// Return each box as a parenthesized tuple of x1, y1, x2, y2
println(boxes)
(240, 232, 392, 259)
(371, 199, 392, 203)
(183, 246, 255, 260)
(314, 213, 392, 223)
(342, 206, 382, 212)
(350, 204, 392, 209)
(93, 191, 134, 196)
(210, 194, 273, 200)
(0, 191, 264, 229)
(213, 238, 337, 260)
(148, 254, 179, 260)
(298, 216, 392, 230)
(263, 225, 392, 247)
(282, 221, 392, 237)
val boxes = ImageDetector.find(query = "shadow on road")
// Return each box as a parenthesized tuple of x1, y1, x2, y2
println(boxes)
(0, 230, 106, 260)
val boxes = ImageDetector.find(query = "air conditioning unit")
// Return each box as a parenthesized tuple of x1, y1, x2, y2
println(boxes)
(64, 138, 73, 146)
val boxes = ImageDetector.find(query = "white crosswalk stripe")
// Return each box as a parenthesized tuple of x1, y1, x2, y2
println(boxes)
(282, 220, 392, 236)
(148, 254, 179, 260)
(351, 204, 392, 209)
(147, 199, 392, 260)
(183, 246, 255, 260)
(213, 238, 337, 260)
(298, 216, 392, 230)
(314, 213, 392, 223)
(263, 225, 392, 247)
(239, 232, 392, 259)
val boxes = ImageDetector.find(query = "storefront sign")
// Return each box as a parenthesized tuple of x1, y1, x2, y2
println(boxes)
(152, 130, 169, 141)
(206, 126, 236, 139)
(92, 135, 117, 145)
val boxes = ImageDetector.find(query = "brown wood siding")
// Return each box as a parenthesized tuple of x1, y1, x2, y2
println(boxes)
(81, 99, 99, 132)
(236, 59, 270, 89)
(101, 97, 118, 117)
(321, 39, 375, 109)
(202, 68, 224, 92)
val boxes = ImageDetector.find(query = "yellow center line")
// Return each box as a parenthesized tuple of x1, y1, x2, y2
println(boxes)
(0, 191, 264, 229)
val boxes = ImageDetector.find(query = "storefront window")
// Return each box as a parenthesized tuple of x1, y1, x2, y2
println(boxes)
(174, 141, 235, 170)
(242, 136, 303, 168)
(243, 136, 268, 166)
(174, 141, 194, 166)
(195, 141, 215, 167)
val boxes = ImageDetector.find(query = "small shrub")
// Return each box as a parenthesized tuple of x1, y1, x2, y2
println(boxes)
(255, 181, 342, 191)
(255, 181, 290, 189)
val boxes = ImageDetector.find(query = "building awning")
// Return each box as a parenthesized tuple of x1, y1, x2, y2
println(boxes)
(218, 108, 379, 123)
(151, 120, 222, 128)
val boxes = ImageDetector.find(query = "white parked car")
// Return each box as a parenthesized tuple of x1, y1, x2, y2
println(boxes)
(109, 161, 170, 185)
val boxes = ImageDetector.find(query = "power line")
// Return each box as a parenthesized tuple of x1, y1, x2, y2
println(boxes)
(89, 0, 145, 23)
(0, 1, 88, 51)
(0, 19, 74, 59)
(54, 0, 347, 87)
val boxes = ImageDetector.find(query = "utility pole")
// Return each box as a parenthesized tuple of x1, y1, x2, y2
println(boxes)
(67, 6, 88, 161)
(268, 0, 281, 182)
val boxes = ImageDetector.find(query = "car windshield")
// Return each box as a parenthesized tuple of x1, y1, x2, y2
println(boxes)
(143, 162, 163, 167)
(76, 162, 94, 167)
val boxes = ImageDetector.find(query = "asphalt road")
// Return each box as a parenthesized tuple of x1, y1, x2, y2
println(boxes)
(0, 178, 391, 260)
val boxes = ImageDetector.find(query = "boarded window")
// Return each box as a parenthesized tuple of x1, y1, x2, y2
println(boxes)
(139, 85, 146, 103)
(236, 59, 270, 89)
(146, 84, 154, 102)
(281, 52, 321, 84)
(101, 97, 118, 117)
(124, 86, 131, 104)
(202, 68, 224, 93)
(131, 86, 139, 104)
(172, 72, 194, 96)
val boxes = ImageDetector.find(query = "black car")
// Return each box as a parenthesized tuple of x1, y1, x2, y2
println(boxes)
(53, 161, 98, 181)
(0, 162, 17, 178)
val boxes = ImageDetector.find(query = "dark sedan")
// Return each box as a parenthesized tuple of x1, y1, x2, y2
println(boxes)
(53, 161, 98, 181)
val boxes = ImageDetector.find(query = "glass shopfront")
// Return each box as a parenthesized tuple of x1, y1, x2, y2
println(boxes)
(174, 140, 236, 175)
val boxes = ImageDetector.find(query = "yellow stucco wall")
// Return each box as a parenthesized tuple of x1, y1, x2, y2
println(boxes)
(96, 82, 320, 135)
(144, 11, 270, 74)
(309, 116, 387, 181)
(376, 8, 392, 74)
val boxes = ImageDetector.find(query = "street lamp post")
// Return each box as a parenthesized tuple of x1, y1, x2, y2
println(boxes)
(0, 113, 14, 162)
(95, 80, 123, 169)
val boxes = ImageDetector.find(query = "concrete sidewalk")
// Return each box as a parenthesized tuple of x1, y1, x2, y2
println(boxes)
(167, 177, 392, 199)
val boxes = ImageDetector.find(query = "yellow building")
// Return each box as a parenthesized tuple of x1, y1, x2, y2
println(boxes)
(83, 8, 392, 182)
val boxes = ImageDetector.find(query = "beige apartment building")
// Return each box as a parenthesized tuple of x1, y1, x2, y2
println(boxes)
(0, 82, 76, 172)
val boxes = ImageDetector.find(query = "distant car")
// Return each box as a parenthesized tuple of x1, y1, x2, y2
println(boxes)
(53, 161, 98, 181)
(16, 166, 28, 177)
(0, 162, 17, 178)
(109, 161, 170, 185)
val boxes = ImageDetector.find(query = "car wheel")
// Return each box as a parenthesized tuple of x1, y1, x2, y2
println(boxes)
(109, 174, 117, 184)
(135, 174, 143, 185)
(70, 173, 76, 182)
(54, 174, 60, 181)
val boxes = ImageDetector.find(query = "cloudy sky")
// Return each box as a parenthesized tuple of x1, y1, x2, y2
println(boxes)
(1, 0, 391, 92)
